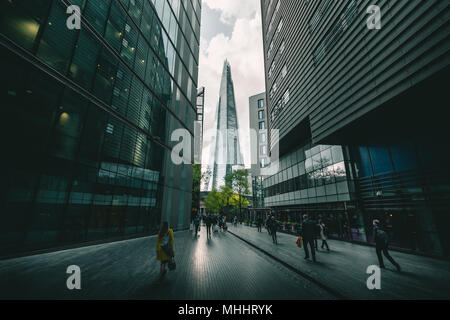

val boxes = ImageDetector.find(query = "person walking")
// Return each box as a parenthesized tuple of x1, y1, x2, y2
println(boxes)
(205, 214, 212, 238)
(318, 219, 330, 251)
(256, 216, 263, 232)
(269, 216, 278, 244)
(373, 219, 401, 271)
(301, 214, 317, 262)
(193, 215, 200, 237)
(156, 221, 174, 279)
(266, 215, 272, 236)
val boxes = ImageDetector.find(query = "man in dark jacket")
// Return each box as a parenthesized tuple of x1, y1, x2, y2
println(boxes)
(373, 219, 401, 271)
(269, 216, 278, 244)
(205, 215, 212, 238)
(301, 214, 317, 262)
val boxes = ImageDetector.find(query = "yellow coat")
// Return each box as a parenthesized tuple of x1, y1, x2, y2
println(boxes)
(156, 229, 174, 261)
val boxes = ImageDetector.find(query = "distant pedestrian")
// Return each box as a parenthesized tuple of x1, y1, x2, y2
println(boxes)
(373, 220, 401, 271)
(205, 215, 212, 238)
(156, 221, 174, 279)
(256, 216, 263, 232)
(193, 215, 200, 237)
(301, 214, 317, 262)
(266, 215, 272, 236)
(319, 219, 330, 251)
(269, 216, 278, 244)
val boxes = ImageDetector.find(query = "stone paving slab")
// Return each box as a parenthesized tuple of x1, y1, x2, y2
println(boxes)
(228, 224, 450, 300)
(0, 227, 334, 300)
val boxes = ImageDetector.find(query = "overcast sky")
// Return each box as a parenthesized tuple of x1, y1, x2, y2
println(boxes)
(198, 0, 265, 185)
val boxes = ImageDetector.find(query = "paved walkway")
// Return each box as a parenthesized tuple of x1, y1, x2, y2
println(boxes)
(228, 224, 450, 299)
(0, 227, 334, 300)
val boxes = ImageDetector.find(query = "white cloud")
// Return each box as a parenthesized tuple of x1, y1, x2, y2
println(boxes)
(203, 0, 258, 25)
(199, 0, 265, 186)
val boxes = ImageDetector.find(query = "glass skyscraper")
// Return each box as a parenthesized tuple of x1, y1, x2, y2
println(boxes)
(0, 0, 201, 257)
(211, 60, 244, 190)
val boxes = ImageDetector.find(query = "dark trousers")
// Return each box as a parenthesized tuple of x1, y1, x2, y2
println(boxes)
(206, 225, 211, 238)
(257, 225, 262, 232)
(376, 242, 399, 268)
(303, 238, 316, 260)
(195, 224, 199, 236)
(321, 239, 329, 250)
(271, 230, 277, 244)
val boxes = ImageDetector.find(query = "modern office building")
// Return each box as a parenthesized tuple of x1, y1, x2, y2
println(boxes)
(0, 0, 202, 257)
(261, 0, 449, 256)
(249, 92, 269, 213)
(211, 60, 244, 190)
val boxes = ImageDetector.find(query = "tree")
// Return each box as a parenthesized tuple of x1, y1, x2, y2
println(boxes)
(192, 164, 212, 218)
(204, 189, 222, 213)
(225, 170, 250, 220)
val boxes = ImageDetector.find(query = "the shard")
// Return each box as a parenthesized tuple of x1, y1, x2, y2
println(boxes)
(211, 60, 244, 190)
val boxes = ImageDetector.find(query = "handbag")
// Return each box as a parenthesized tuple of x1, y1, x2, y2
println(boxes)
(168, 257, 176, 271)
(296, 236, 302, 248)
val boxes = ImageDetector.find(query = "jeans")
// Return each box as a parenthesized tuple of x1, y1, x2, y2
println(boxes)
(376, 242, 399, 268)
(321, 239, 329, 250)
(303, 238, 316, 260)
(271, 231, 277, 244)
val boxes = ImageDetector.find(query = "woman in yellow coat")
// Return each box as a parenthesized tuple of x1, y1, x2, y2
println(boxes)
(156, 221, 174, 278)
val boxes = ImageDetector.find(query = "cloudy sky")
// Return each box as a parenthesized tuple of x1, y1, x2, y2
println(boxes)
(198, 0, 265, 183)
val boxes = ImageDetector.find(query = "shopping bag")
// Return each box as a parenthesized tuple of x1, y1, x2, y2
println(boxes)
(213, 225, 219, 233)
(296, 236, 302, 248)
(189, 223, 193, 231)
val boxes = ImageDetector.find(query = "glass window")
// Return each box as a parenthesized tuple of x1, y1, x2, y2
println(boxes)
(369, 146, 393, 175)
(260, 133, 266, 143)
(357, 146, 372, 177)
(258, 99, 264, 108)
(259, 121, 266, 130)
(84, 0, 111, 34)
(0, 0, 50, 50)
(331, 146, 344, 163)
(69, 29, 100, 90)
(390, 142, 418, 171)
(36, 2, 78, 73)
(260, 145, 267, 156)
(258, 110, 265, 119)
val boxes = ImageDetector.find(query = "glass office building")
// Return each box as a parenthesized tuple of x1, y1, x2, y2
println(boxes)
(261, 0, 449, 256)
(0, 0, 202, 256)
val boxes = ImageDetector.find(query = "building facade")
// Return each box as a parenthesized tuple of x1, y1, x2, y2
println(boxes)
(248, 92, 269, 212)
(211, 60, 244, 190)
(261, 0, 450, 256)
(0, 0, 202, 257)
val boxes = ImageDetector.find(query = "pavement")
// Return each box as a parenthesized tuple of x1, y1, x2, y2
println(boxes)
(1, 223, 449, 300)
(228, 224, 450, 299)
(0, 226, 334, 300)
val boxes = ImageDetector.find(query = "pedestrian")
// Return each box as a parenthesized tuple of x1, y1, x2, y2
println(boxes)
(256, 216, 262, 232)
(266, 215, 272, 236)
(373, 219, 401, 271)
(205, 214, 212, 238)
(156, 221, 174, 279)
(301, 214, 317, 262)
(193, 215, 200, 237)
(269, 216, 278, 244)
(318, 219, 330, 251)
